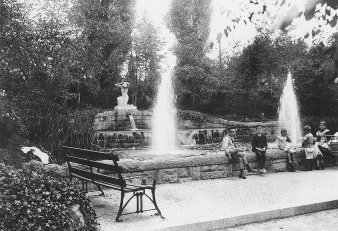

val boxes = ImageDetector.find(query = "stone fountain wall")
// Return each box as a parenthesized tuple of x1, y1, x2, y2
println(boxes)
(98, 146, 308, 185)
(93, 109, 279, 148)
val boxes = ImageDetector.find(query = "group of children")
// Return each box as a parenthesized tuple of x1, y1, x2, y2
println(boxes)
(277, 121, 338, 171)
(221, 121, 338, 179)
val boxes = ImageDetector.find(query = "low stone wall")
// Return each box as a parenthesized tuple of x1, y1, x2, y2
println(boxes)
(36, 147, 336, 193)
(98, 146, 304, 184)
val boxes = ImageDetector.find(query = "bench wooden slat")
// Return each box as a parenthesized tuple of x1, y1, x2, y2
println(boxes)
(67, 155, 90, 166)
(63, 146, 118, 161)
(70, 167, 93, 180)
(93, 181, 134, 192)
(90, 160, 123, 173)
(91, 172, 126, 187)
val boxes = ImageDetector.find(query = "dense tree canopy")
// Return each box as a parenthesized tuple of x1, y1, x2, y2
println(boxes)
(167, 0, 218, 109)
(1, 0, 338, 155)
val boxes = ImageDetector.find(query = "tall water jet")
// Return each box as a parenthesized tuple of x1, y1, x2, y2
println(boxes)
(152, 57, 177, 153)
(278, 72, 302, 145)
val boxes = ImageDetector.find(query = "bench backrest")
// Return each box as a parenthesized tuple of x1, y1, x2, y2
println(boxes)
(63, 146, 126, 187)
(330, 142, 338, 155)
(63, 146, 119, 161)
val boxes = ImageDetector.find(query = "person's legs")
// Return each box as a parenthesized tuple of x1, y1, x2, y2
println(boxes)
(308, 158, 313, 171)
(316, 153, 324, 170)
(237, 152, 254, 173)
(261, 151, 266, 169)
(286, 150, 292, 163)
(290, 152, 296, 163)
(233, 152, 246, 179)
(254, 150, 263, 169)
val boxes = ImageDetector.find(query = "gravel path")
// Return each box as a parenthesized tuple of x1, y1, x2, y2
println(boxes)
(89, 167, 338, 231)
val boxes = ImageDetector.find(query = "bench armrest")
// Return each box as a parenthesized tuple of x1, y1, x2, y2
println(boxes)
(124, 175, 156, 180)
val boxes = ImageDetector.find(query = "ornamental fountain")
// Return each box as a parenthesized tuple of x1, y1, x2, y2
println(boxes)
(278, 72, 302, 144)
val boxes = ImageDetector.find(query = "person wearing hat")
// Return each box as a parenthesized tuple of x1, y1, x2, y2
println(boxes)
(221, 127, 254, 179)
(302, 125, 315, 171)
(315, 121, 333, 169)
(276, 128, 297, 171)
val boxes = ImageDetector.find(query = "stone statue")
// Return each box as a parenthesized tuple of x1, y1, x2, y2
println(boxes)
(115, 81, 130, 107)
(114, 80, 137, 110)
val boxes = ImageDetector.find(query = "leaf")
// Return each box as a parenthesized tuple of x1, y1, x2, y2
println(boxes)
(304, 7, 316, 21)
(304, 32, 310, 39)
(329, 16, 337, 27)
(209, 42, 214, 49)
(280, 18, 293, 31)
(224, 29, 228, 37)
(326, 8, 331, 16)
(311, 29, 320, 37)
(280, 0, 286, 6)
(248, 12, 254, 21)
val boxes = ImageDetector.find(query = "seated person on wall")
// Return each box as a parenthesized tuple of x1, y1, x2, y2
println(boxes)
(251, 125, 267, 174)
(302, 125, 316, 171)
(316, 121, 334, 168)
(221, 127, 254, 179)
(276, 128, 297, 170)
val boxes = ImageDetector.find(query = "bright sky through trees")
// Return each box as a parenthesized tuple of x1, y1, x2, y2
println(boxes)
(20, 0, 338, 59)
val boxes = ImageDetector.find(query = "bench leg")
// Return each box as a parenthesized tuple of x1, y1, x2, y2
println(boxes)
(136, 193, 140, 213)
(96, 184, 104, 196)
(140, 192, 143, 213)
(116, 191, 125, 222)
(151, 189, 165, 219)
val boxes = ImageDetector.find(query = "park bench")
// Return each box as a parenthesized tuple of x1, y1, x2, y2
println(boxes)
(329, 142, 338, 164)
(63, 146, 164, 222)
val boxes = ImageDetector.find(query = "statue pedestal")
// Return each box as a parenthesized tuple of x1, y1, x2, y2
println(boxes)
(113, 105, 138, 130)
(114, 105, 137, 111)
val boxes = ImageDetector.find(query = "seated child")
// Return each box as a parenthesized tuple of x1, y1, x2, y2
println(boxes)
(276, 128, 297, 169)
(302, 125, 315, 171)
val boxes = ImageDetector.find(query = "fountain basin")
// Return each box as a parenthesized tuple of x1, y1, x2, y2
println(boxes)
(97, 144, 306, 184)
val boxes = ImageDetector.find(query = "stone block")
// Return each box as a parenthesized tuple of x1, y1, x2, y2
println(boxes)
(272, 161, 287, 172)
(200, 170, 224, 180)
(200, 166, 212, 172)
(177, 177, 194, 183)
(192, 167, 201, 180)
(178, 167, 192, 178)
(161, 169, 178, 183)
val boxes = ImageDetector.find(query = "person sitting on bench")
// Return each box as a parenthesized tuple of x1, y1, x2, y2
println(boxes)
(221, 127, 254, 179)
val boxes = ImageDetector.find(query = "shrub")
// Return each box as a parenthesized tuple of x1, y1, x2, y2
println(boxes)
(177, 109, 217, 123)
(0, 163, 98, 231)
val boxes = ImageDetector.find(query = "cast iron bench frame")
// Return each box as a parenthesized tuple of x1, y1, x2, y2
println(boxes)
(63, 146, 164, 222)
